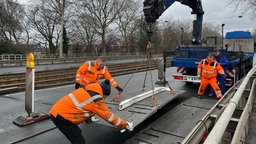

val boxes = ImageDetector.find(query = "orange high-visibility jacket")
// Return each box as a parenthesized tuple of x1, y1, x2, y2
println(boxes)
(76, 60, 118, 87)
(197, 58, 224, 79)
(50, 83, 127, 129)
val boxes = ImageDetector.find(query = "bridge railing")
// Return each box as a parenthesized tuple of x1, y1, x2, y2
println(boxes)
(181, 65, 256, 144)
(204, 66, 256, 144)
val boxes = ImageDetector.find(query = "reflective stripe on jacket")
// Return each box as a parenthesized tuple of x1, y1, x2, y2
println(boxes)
(76, 60, 118, 87)
(197, 58, 224, 79)
(50, 84, 127, 129)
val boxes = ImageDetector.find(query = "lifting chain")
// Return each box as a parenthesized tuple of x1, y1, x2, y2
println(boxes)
(142, 23, 175, 106)
(142, 23, 158, 106)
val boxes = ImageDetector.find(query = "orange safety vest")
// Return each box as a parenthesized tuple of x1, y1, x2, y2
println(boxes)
(76, 60, 118, 87)
(50, 83, 127, 129)
(197, 58, 224, 79)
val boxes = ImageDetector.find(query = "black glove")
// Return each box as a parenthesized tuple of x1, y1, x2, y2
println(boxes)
(75, 83, 81, 89)
(116, 86, 123, 92)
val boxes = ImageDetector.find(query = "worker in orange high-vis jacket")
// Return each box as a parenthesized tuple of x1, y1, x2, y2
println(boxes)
(75, 57, 123, 93)
(50, 79, 133, 144)
(197, 52, 225, 99)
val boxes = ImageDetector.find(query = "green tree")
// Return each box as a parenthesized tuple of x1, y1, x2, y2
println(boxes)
(62, 26, 69, 57)
(0, 40, 16, 54)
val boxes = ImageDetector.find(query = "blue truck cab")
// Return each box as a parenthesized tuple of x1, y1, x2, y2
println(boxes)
(165, 31, 254, 86)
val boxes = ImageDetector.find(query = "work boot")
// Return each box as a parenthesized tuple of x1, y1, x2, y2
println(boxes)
(198, 95, 203, 99)
(217, 96, 223, 100)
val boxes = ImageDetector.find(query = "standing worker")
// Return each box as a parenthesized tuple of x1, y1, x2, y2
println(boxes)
(197, 52, 225, 99)
(75, 57, 123, 93)
(50, 79, 133, 144)
(209, 49, 229, 97)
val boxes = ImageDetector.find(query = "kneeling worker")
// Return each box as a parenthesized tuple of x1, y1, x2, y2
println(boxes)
(50, 79, 133, 144)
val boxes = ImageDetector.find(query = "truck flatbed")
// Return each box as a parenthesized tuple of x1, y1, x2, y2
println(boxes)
(96, 87, 184, 129)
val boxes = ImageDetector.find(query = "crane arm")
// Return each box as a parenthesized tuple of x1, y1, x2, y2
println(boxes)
(143, 0, 204, 44)
(143, 0, 204, 23)
(143, 0, 176, 23)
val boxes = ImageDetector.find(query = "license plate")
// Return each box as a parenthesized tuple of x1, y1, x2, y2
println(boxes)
(183, 76, 192, 81)
(192, 77, 198, 80)
(183, 76, 198, 81)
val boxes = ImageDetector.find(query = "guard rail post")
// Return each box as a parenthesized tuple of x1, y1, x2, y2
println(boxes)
(13, 52, 49, 126)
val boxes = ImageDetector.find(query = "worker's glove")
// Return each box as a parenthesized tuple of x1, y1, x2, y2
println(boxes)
(126, 121, 134, 132)
(75, 83, 81, 89)
(120, 121, 134, 133)
(197, 74, 201, 78)
(91, 116, 100, 122)
(116, 86, 123, 92)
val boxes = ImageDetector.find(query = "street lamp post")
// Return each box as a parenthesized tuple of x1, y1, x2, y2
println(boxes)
(180, 27, 184, 46)
(221, 23, 225, 48)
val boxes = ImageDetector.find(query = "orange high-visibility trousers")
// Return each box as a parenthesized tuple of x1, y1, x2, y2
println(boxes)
(198, 77, 223, 99)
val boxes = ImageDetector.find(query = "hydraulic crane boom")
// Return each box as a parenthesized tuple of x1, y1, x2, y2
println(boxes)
(143, 0, 204, 45)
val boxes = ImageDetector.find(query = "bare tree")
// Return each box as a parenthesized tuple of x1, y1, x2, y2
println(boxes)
(47, 0, 69, 57)
(0, 0, 24, 44)
(26, 0, 61, 55)
(116, 0, 141, 53)
(229, 0, 256, 13)
(201, 23, 221, 46)
(132, 15, 149, 53)
(160, 19, 192, 51)
(76, 0, 126, 55)
(69, 16, 97, 54)
(20, 13, 32, 51)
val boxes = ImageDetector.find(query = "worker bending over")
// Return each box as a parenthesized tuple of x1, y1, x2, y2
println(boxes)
(50, 79, 133, 144)
(197, 52, 225, 99)
(75, 57, 123, 93)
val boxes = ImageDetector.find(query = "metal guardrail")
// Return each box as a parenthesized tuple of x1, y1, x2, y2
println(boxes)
(0, 54, 161, 67)
(0, 57, 85, 67)
(0, 54, 26, 60)
(204, 66, 256, 144)
(231, 79, 256, 143)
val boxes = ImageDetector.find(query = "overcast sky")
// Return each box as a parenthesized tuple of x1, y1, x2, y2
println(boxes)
(159, 0, 255, 34)
(18, 0, 255, 34)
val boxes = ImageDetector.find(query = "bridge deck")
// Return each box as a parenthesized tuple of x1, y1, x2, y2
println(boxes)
(96, 89, 184, 129)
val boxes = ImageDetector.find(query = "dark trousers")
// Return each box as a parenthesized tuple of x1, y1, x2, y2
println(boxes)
(211, 74, 226, 96)
(50, 114, 86, 144)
